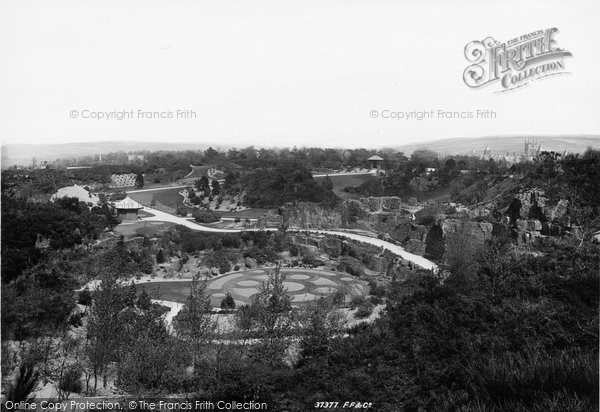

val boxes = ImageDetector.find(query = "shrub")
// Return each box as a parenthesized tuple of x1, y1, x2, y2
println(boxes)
(302, 254, 318, 267)
(355, 301, 374, 318)
(58, 367, 82, 399)
(109, 192, 127, 201)
(370, 295, 383, 305)
(339, 256, 366, 277)
(193, 210, 220, 223)
(221, 293, 236, 310)
(289, 243, 300, 257)
(349, 295, 365, 309)
(176, 206, 188, 217)
(418, 214, 436, 226)
(4, 362, 39, 403)
(67, 312, 84, 327)
(332, 290, 346, 306)
(77, 288, 93, 306)
(368, 282, 387, 298)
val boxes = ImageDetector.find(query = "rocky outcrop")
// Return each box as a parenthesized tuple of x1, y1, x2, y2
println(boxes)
(359, 196, 403, 212)
(442, 219, 494, 247)
(504, 188, 569, 244)
(282, 198, 412, 231)
(282, 202, 344, 229)
(506, 188, 568, 223)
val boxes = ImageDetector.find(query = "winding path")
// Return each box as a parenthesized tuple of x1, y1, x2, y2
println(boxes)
(141, 207, 438, 270)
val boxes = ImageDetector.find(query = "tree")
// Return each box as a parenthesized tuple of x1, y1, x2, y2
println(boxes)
(116, 301, 185, 395)
(195, 176, 210, 196)
(211, 179, 221, 196)
(224, 171, 240, 193)
(136, 289, 152, 311)
(221, 292, 236, 310)
(57, 366, 82, 400)
(298, 298, 345, 364)
(443, 219, 481, 285)
(173, 277, 216, 370)
(321, 175, 333, 191)
(85, 278, 125, 393)
(78, 288, 93, 306)
(156, 249, 165, 264)
(135, 173, 144, 189)
(124, 282, 137, 307)
(410, 149, 439, 170)
(239, 265, 296, 365)
(193, 210, 220, 224)
(3, 362, 39, 403)
(204, 147, 218, 161)
(176, 206, 188, 217)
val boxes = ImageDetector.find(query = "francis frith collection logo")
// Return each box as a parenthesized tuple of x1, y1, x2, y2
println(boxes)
(463, 28, 572, 92)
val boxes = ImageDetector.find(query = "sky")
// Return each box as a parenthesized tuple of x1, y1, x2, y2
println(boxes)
(1, 0, 599, 148)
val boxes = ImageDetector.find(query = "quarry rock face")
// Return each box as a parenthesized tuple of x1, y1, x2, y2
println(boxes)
(506, 189, 568, 223)
(283, 202, 343, 229)
(359, 196, 403, 212)
(504, 189, 570, 244)
(282, 198, 410, 231)
(244, 257, 258, 269)
(442, 219, 494, 247)
(547, 199, 569, 221)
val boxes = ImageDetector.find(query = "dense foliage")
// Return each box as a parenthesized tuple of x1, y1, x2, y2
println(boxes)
(1, 196, 119, 283)
(242, 163, 338, 208)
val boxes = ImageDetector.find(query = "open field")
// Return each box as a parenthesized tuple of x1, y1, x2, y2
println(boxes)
(314, 174, 374, 200)
(134, 268, 367, 308)
(128, 187, 184, 214)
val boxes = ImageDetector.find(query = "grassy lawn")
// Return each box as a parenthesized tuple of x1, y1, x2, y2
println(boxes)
(134, 281, 193, 303)
(129, 187, 184, 214)
(214, 208, 276, 219)
(133, 268, 366, 307)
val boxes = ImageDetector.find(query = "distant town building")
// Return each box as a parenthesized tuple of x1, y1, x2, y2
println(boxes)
(113, 197, 144, 222)
(471, 138, 565, 164)
(110, 173, 137, 188)
(481, 146, 492, 160)
(523, 138, 541, 159)
(127, 154, 145, 162)
(51, 184, 100, 206)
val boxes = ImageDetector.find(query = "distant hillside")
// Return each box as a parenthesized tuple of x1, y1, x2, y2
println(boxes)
(1, 141, 210, 168)
(395, 135, 600, 156)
